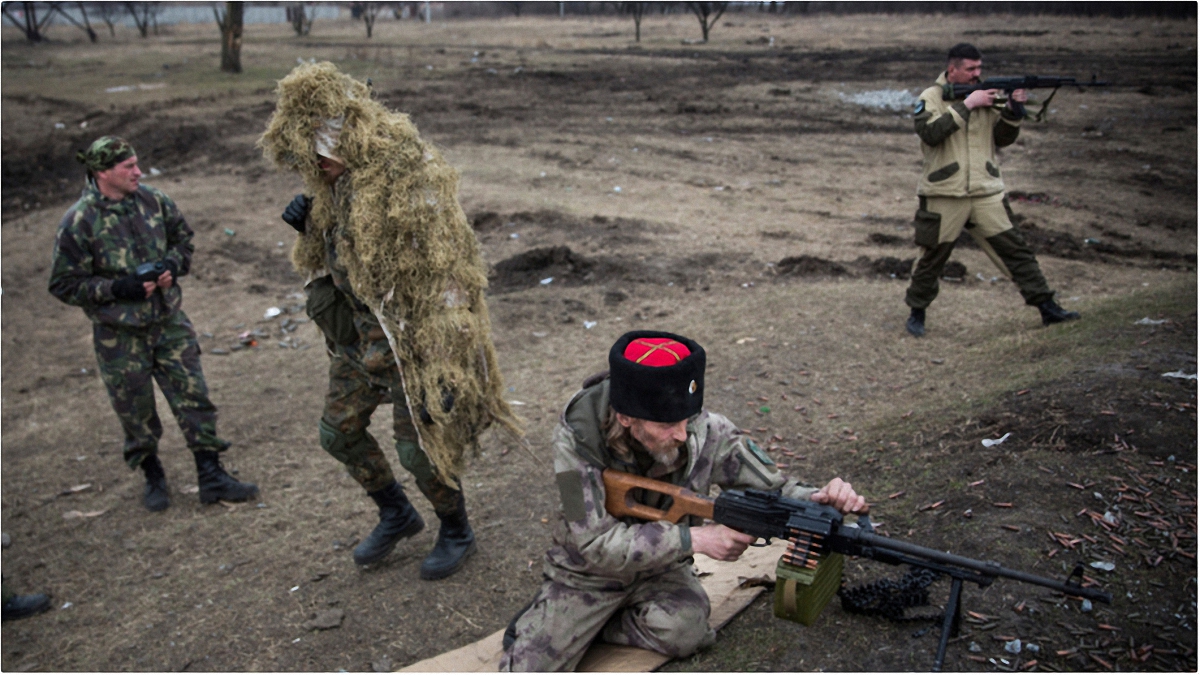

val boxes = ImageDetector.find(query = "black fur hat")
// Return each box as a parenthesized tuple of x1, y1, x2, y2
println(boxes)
(608, 330, 705, 423)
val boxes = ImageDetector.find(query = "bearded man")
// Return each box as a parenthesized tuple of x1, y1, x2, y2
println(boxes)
(904, 42, 1080, 337)
(499, 330, 866, 671)
(259, 63, 519, 579)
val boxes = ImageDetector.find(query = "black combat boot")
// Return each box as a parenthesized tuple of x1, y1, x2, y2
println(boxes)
(140, 454, 170, 512)
(420, 496, 477, 580)
(1037, 300, 1081, 326)
(906, 307, 926, 337)
(193, 450, 259, 504)
(1, 593, 50, 621)
(353, 481, 425, 565)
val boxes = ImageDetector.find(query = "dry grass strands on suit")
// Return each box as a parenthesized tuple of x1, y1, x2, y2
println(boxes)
(258, 62, 520, 485)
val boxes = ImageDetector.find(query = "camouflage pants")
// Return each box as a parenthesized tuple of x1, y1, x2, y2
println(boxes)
(500, 563, 715, 671)
(92, 311, 228, 469)
(905, 194, 1054, 310)
(320, 349, 462, 518)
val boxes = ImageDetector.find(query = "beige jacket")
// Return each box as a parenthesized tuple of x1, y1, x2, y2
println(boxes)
(914, 72, 1023, 198)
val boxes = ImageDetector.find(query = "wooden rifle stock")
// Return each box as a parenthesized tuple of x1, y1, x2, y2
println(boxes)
(601, 469, 715, 523)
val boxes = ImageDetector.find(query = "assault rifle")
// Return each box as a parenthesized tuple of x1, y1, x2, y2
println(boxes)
(602, 469, 1112, 671)
(942, 75, 1109, 121)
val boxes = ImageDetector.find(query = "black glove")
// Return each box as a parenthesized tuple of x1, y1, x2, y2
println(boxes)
(163, 259, 179, 279)
(281, 194, 312, 233)
(111, 275, 147, 301)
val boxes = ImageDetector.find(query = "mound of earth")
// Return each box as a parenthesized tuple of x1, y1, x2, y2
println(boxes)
(776, 255, 849, 277)
(868, 232, 908, 246)
(488, 245, 631, 292)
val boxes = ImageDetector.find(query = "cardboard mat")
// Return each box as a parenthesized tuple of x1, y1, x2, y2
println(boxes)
(401, 540, 786, 672)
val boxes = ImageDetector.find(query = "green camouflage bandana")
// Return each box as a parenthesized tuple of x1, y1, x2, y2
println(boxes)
(76, 136, 136, 173)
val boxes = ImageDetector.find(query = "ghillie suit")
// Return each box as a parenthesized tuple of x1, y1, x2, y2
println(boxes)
(258, 62, 519, 486)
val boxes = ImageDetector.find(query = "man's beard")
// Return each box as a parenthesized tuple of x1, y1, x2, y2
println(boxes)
(643, 442, 681, 466)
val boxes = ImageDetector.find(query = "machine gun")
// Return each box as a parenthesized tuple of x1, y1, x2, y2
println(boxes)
(602, 469, 1112, 671)
(942, 75, 1109, 121)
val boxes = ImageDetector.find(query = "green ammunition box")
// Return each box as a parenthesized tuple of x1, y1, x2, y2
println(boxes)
(772, 552, 844, 626)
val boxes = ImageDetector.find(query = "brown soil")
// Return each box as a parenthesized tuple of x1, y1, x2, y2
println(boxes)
(1, 11, 1195, 673)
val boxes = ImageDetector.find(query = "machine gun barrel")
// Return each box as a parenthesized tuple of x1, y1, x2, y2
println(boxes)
(948, 75, 1109, 99)
(831, 523, 1113, 604)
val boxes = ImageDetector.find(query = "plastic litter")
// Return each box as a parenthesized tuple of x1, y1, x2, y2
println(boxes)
(539, 277, 553, 285)
(54, 122, 65, 129)
(1162, 370, 1197, 380)
(1090, 561, 1116, 571)
(612, 186, 622, 193)
(149, 167, 162, 176)
(981, 432, 1011, 448)
(583, 321, 597, 329)
(1081, 599, 1093, 612)
(223, 228, 236, 236)
(1004, 639, 1022, 654)
(1134, 317, 1167, 325)
(264, 307, 283, 320)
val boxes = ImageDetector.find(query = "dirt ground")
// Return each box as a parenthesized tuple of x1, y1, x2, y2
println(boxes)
(1, 10, 1196, 672)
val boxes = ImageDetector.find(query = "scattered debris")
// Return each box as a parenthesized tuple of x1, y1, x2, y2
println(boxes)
(981, 432, 1012, 448)
(302, 608, 345, 631)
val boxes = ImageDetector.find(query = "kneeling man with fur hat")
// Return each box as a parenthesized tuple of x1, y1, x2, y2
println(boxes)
(500, 330, 866, 671)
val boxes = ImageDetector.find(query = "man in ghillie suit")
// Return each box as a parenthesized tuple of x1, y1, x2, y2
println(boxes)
(49, 136, 259, 512)
(259, 62, 520, 580)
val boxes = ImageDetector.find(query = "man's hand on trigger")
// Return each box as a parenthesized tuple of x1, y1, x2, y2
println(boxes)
(964, 88, 997, 110)
(811, 477, 867, 515)
(281, 194, 312, 233)
(691, 524, 757, 562)
(156, 270, 173, 289)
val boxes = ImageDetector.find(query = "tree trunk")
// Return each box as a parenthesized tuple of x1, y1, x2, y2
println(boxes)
(216, 2, 243, 73)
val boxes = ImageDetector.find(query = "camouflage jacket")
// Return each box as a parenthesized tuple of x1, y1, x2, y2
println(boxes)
(49, 183, 192, 327)
(321, 175, 400, 381)
(914, 72, 1022, 199)
(545, 376, 817, 589)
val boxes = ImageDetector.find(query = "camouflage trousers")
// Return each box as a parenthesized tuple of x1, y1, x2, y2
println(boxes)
(92, 311, 229, 469)
(500, 562, 715, 671)
(905, 194, 1054, 310)
(319, 349, 462, 518)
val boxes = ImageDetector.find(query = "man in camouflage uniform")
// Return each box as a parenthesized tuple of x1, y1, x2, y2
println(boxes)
(278, 142, 475, 580)
(500, 331, 866, 671)
(904, 43, 1080, 337)
(49, 136, 258, 512)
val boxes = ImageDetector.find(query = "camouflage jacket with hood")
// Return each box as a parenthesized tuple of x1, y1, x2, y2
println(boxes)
(914, 72, 1023, 198)
(49, 182, 193, 327)
(545, 376, 818, 589)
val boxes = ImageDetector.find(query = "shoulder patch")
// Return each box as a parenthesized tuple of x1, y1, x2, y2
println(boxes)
(745, 439, 775, 467)
(914, 100, 925, 115)
(555, 471, 587, 522)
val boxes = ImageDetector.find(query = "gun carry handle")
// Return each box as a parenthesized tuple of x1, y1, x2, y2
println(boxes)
(601, 469, 715, 524)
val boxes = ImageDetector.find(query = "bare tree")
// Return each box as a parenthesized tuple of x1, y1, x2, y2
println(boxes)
(686, 1, 726, 42)
(94, 2, 123, 37)
(286, 2, 312, 35)
(125, 1, 153, 37)
(213, 1, 243, 73)
(2, 2, 55, 42)
(623, 2, 648, 42)
(52, 2, 98, 42)
(351, 2, 383, 38)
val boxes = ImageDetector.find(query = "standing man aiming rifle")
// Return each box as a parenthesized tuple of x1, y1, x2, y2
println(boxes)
(904, 43, 1080, 337)
(499, 330, 866, 671)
